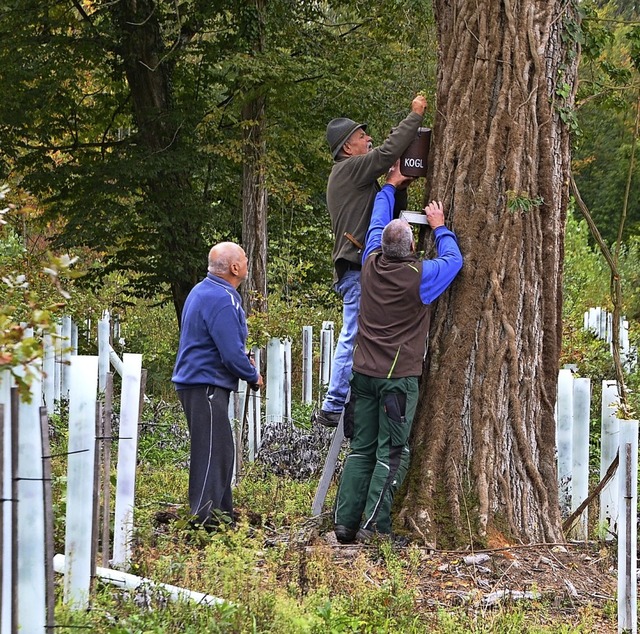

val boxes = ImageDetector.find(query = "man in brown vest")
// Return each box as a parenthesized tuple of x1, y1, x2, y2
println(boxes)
(333, 162, 463, 544)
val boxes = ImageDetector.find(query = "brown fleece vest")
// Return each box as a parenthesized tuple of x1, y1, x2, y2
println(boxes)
(353, 251, 431, 378)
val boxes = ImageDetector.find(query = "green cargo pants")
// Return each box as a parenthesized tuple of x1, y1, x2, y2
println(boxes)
(334, 372, 419, 534)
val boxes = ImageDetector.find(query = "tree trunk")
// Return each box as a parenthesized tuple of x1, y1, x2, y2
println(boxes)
(241, 94, 269, 316)
(398, 1, 579, 546)
(240, 0, 268, 317)
(112, 0, 204, 324)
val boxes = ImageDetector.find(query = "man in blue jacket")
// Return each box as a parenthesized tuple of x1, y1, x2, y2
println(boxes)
(172, 242, 263, 529)
(333, 163, 463, 544)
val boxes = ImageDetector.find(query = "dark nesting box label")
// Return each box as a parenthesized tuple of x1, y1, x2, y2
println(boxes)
(400, 127, 431, 177)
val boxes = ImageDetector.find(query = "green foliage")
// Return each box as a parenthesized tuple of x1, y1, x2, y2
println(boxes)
(627, 23, 640, 72)
(573, 1, 640, 244)
(137, 399, 189, 466)
(578, 3, 615, 60)
(116, 297, 180, 398)
(562, 211, 611, 324)
(562, 203, 640, 339)
(0, 228, 22, 261)
(246, 285, 341, 402)
(0, 0, 438, 318)
(248, 289, 341, 349)
(55, 584, 245, 633)
(290, 400, 315, 430)
(434, 607, 597, 633)
(0, 187, 81, 399)
(572, 99, 640, 244)
(615, 236, 640, 320)
(267, 210, 334, 295)
(234, 462, 318, 526)
(561, 206, 640, 468)
(506, 190, 545, 214)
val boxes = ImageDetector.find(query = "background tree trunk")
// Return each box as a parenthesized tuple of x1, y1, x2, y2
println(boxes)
(398, 1, 579, 546)
(240, 0, 268, 317)
(241, 94, 269, 316)
(113, 0, 204, 324)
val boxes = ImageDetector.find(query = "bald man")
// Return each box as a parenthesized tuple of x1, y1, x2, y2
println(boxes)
(172, 242, 263, 529)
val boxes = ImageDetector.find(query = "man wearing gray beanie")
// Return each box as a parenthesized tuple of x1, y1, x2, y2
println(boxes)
(313, 95, 427, 430)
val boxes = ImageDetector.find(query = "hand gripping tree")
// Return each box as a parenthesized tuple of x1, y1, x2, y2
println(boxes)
(397, 1, 580, 546)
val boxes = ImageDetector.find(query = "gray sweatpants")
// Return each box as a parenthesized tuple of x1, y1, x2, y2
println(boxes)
(177, 385, 233, 526)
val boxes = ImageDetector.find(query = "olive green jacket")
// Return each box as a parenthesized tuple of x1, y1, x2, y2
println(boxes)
(326, 110, 423, 283)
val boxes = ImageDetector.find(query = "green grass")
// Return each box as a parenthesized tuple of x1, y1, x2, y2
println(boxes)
(50, 399, 616, 633)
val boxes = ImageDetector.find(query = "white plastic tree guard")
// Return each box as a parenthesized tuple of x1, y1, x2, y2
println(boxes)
(16, 363, 47, 632)
(570, 378, 590, 540)
(247, 348, 262, 462)
(556, 368, 574, 516)
(283, 339, 292, 422)
(61, 315, 73, 398)
(42, 333, 55, 414)
(319, 321, 334, 388)
(584, 307, 635, 371)
(600, 380, 620, 538)
(71, 322, 78, 356)
(109, 347, 124, 378)
(1, 370, 13, 634)
(617, 419, 638, 634)
(301, 326, 313, 404)
(98, 311, 111, 392)
(54, 323, 62, 401)
(63, 355, 99, 610)
(53, 554, 228, 607)
(112, 353, 143, 570)
(266, 338, 284, 425)
(229, 390, 242, 484)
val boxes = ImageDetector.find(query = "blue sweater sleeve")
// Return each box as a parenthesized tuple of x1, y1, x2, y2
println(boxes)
(208, 305, 259, 384)
(363, 183, 396, 262)
(419, 226, 463, 304)
(364, 184, 463, 303)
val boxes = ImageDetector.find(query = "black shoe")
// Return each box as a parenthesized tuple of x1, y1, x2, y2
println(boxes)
(356, 528, 411, 547)
(355, 528, 375, 544)
(334, 524, 357, 544)
(390, 533, 412, 547)
(311, 407, 342, 428)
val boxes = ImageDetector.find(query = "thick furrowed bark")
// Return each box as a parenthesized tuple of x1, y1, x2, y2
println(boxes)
(399, 0, 577, 546)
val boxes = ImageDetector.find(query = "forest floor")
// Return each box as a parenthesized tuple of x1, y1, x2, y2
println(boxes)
(150, 494, 627, 632)
(314, 529, 621, 632)
(243, 425, 625, 630)
(155, 498, 625, 632)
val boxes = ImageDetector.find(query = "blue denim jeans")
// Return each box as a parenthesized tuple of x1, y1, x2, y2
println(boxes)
(322, 270, 361, 413)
